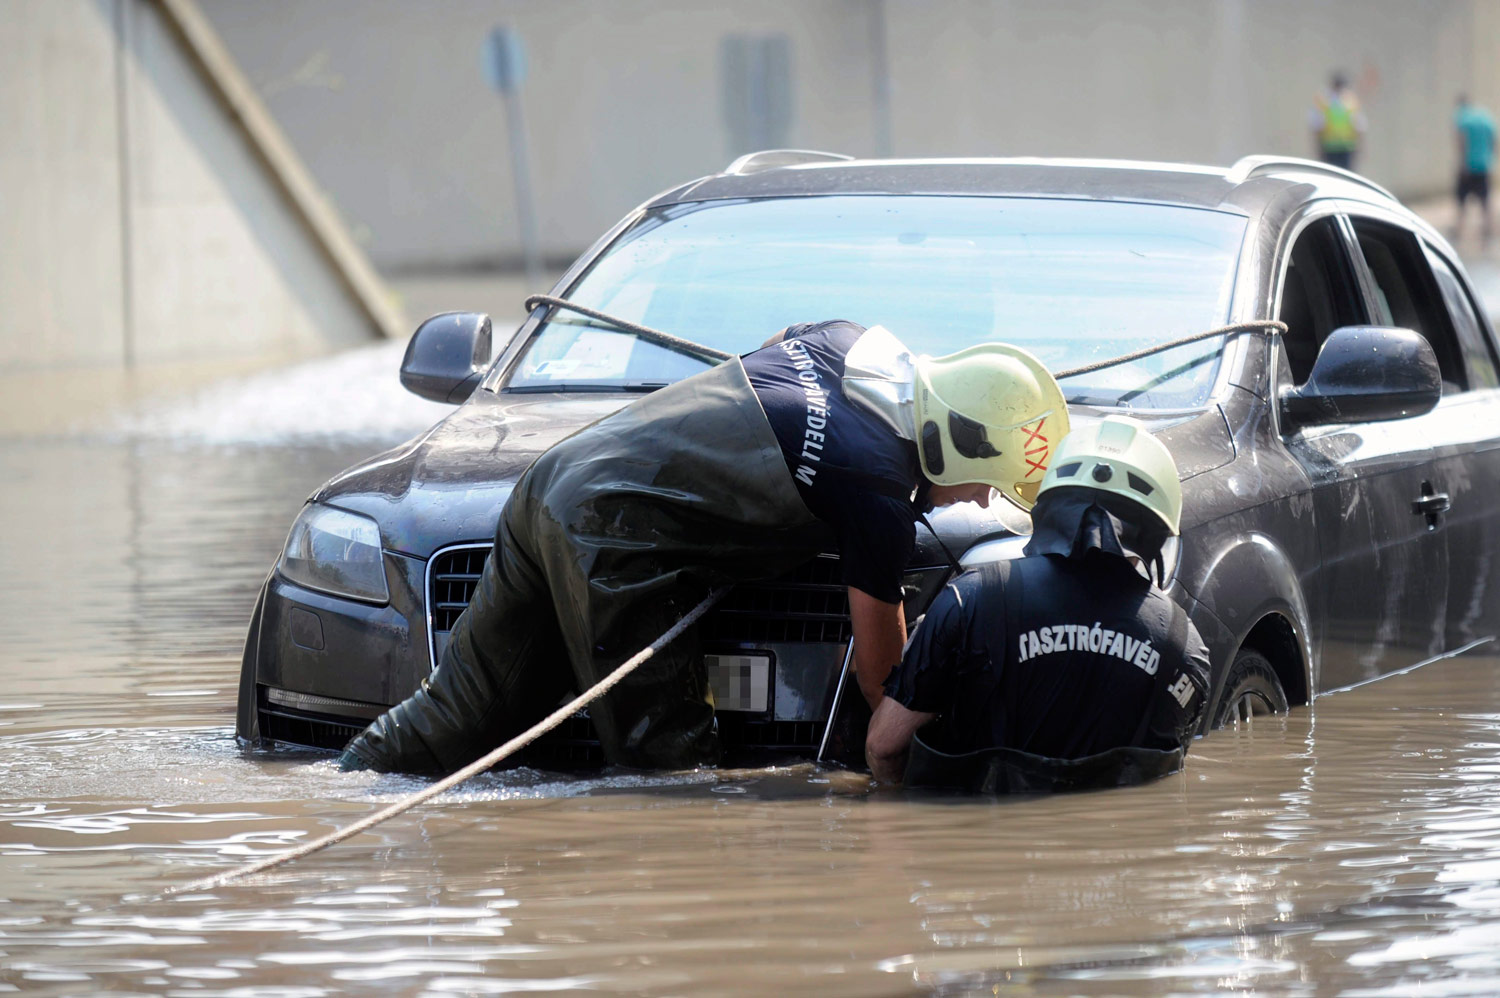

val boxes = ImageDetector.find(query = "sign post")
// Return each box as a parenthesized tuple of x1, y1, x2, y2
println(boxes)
(481, 26, 542, 289)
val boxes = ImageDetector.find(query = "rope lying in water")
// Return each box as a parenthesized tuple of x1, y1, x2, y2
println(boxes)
(168, 587, 730, 896)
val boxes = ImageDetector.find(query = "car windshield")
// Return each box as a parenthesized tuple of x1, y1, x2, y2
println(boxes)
(504, 195, 1247, 408)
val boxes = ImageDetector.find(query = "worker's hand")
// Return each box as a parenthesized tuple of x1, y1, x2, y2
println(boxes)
(866, 696, 934, 784)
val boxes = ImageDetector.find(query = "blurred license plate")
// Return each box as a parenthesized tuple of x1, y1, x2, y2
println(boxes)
(705, 653, 770, 713)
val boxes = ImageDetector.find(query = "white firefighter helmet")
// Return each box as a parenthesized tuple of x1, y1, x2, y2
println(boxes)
(1036, 415, 1182, 534)
(911, 343, 1070, 510)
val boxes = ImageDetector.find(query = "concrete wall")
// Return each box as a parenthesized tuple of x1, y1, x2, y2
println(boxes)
(199, 0, 883, 271)
(884, 0, 1482, 174)
(1, 0, 129, 369)
(7, 0, 1495, 374)
(0, 0, 389, 373)
(200, 0, 1500, 274)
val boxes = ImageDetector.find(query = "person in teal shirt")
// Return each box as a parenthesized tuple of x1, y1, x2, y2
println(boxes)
(1454, 95, 1496, 244)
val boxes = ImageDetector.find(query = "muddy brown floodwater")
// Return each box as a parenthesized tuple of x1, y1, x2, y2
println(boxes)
(3, 343, 1500, 996)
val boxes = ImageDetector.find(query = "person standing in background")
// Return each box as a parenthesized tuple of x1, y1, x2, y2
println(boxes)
(1454, 95, 1496, 246)
(1309, 71, 1366, 171)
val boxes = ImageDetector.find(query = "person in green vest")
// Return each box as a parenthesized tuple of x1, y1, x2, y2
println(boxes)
(1309, 72, 1365, 171)
(1454, 94, 1497, 245)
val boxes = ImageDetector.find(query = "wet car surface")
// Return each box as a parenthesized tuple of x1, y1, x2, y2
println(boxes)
(237, 153, 1500, 765)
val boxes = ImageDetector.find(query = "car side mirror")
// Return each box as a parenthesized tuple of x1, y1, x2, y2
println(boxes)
(399, 312, 494, 403)
(1279, 325, 1441, 431)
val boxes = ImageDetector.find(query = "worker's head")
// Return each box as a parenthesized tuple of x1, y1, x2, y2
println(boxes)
(1330, 70, 1349, 91)
(911, 343, 1069, 510)
(1027, 415, 1182, 578)
(1037, 415, 1180, 533)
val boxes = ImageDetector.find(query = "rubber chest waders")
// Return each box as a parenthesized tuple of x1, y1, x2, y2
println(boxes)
(344, 359, 827, 774)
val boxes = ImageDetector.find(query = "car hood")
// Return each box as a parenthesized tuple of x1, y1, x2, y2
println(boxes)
(313, 391, 1235, 563)
(314, 391, 630, 557)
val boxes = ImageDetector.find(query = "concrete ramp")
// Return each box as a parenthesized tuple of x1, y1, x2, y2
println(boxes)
(0, 0, 403, 374)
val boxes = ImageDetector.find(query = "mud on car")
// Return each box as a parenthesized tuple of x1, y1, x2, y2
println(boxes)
(236, 152, 1500, 768)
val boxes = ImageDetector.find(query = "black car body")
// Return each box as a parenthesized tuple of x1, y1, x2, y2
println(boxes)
(236, 152, 1500, 766)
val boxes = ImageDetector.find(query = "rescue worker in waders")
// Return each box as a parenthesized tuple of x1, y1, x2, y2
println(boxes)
(865, 415, 1210, 793)
(339, 320, 1069, 774)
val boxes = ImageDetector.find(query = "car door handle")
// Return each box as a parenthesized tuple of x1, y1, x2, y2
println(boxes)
(1412, 492, 1452, 516)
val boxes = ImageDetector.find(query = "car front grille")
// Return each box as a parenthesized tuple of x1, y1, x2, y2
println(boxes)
(515, 712, 604, 769)
(715, 716, 822, 757)
(429, 545, 488, 635)
(701, 555, 851, 644)
(260, 699, 367, 751)
(417, 547, 850, 767)
(427, 546, 851, 664)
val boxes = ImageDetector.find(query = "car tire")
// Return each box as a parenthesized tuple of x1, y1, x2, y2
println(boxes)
(1211, 647, 1289, 728)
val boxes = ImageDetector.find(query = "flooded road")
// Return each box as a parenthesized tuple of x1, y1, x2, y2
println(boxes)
(4, 345, 1500, 995)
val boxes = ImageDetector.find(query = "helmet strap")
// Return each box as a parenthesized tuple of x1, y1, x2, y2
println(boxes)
(918, 511, 965, 577)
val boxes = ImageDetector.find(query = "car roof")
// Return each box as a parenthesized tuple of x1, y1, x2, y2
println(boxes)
(649, 152, 1402, 222)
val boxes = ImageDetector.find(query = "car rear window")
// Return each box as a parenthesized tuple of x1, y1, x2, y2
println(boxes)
(506, 195, 1247, 408)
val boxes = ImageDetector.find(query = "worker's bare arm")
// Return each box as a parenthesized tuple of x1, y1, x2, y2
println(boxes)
(848, 587, 906, 711)
(866, 696, 934, 784)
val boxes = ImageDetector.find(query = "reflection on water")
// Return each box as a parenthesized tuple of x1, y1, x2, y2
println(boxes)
(4, 349, 1500, 995)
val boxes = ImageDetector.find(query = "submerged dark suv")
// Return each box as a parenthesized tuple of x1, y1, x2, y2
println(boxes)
(236, 151, 1500, 767)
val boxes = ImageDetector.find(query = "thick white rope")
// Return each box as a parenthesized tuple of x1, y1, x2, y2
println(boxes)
(168, 587, 730, 896)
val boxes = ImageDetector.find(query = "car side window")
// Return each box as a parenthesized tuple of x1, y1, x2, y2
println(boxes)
(1350, 219, 1468, 392)
(1423, 244, 1500, 390)
(1277, 217, 1363, 384)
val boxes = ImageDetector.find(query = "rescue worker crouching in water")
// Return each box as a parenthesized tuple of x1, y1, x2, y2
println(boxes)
(865, 415, 1211, 793)
(340, 320, 1069, 774)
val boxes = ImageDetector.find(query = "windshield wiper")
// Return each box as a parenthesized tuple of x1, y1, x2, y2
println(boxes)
(507, 381, 670, 395)
(1065, 348, 1223, 408)
(524, 294, 733, 365)
(1115, 349, 1219, 405)
(1053, 320, 1285, 379)
(1063, 392, 1129, 407)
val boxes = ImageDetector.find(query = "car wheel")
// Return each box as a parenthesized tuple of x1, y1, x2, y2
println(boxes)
(1212, 647, 1289, 728)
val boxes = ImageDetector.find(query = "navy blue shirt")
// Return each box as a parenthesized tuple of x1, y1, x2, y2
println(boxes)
(886, 554, 1210, 758)
(742, 321, 923, 603)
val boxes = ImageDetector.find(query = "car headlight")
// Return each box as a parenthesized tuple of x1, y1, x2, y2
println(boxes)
(278, 503, 390, 604)
(959, 533, 1180, 584)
